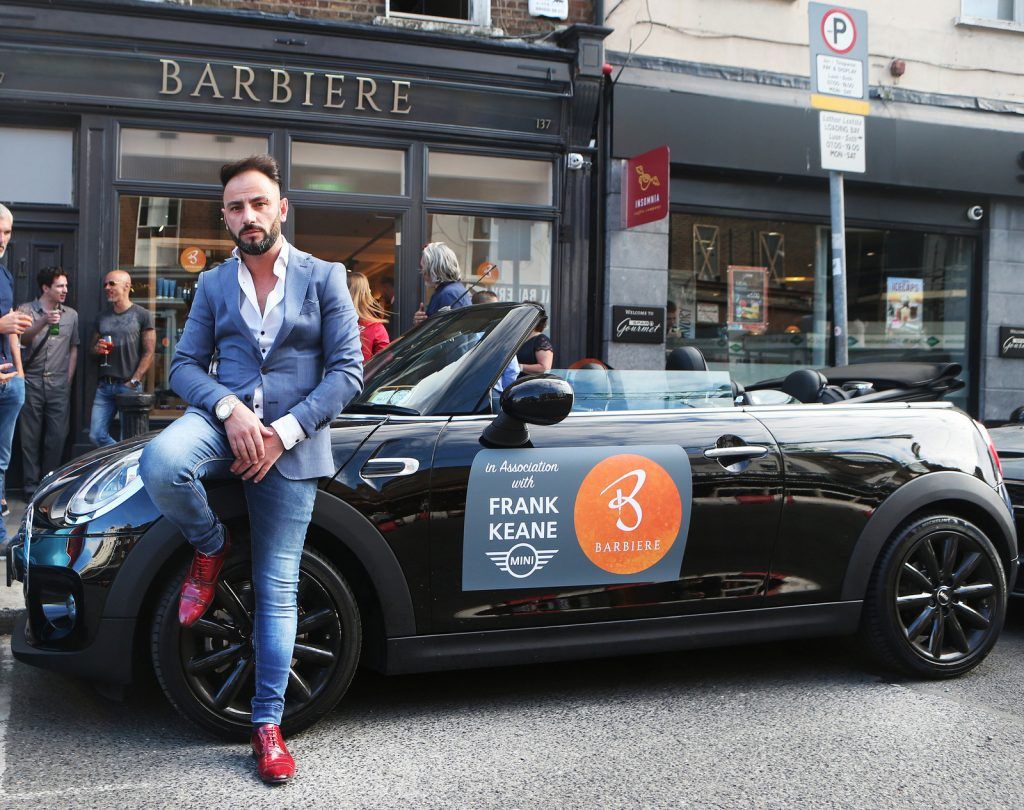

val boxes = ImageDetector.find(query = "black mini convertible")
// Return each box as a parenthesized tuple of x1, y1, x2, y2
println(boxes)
(6, 302, 1017, 739)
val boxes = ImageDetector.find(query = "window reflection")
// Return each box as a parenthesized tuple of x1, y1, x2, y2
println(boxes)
(668, 213, 975, 410)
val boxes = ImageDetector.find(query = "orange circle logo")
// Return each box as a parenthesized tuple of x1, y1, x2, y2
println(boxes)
(574, 454, 682, 574)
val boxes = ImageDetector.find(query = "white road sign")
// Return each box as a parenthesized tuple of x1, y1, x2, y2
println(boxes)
(819, 111, 865, 173)
(816, 54, 864, 99)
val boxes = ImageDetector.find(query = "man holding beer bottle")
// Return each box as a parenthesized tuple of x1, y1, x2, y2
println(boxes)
(17, 266, 79, 497)
(88, 269, 155, 446)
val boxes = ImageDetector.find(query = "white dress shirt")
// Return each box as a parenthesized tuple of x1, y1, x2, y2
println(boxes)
(223, 240, 306, 450)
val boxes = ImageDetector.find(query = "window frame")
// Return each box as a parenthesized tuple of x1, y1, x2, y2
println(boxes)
(956, 0, 1024, 31)
(385, 0, 491, 28)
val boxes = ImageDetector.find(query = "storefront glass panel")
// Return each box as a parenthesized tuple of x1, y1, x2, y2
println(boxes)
(116, 194, 230, 418)
(427, 213, 552, 307)
(668, 212, 975, 410)
(290, 142, 405, 195)
(292, 207, 400, 336)
(0, 126, 74, 204)
(427, 152, 552, 205)
(119, 129, 268, 184)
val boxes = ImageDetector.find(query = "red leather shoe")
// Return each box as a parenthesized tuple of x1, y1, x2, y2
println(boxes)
(178, 530, 230, 627)
(251, 724, 296, 784)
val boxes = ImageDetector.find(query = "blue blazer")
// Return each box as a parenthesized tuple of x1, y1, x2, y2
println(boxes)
(169, 247, 364, 480)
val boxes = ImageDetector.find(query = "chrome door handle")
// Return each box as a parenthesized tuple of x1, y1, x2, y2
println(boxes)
(703, 445, 769, 461)
(360, 457, 420, 479)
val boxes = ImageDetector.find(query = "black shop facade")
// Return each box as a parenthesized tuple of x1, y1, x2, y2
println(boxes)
(0, 0, 607, 466)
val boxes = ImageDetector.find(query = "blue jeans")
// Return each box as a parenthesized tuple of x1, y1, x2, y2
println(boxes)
(0, 375, 25, 543)
(139, 412, 318, 726)
(89, 381, 132, 446)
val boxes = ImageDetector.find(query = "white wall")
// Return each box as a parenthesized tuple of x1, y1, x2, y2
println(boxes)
(604, 0, 1024, 104)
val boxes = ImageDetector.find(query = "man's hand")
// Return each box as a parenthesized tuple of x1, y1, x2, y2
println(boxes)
(0, 310, 33, 335)
(232, 425, 285, 483)
(0, 362, 16, 384)
(412, 302, 427, 327)
(224, 403, 269, 468)
(44, 309, 61, 325)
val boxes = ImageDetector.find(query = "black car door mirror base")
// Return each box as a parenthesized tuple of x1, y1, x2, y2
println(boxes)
(481, 375, 574, 448)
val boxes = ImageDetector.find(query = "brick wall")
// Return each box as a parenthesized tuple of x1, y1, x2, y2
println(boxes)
(173, 0, 594, 37)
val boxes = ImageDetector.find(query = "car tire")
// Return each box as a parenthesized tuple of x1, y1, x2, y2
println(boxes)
(151, 539, 361, 741)
(859, 513, 1007, 679)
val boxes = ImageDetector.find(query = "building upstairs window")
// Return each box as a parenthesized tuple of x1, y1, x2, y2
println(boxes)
(387, 0, 490, 27)
(960, 0, 1024, 24)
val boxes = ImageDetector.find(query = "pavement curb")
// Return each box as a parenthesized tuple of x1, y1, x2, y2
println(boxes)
(0, 607, 19, 635)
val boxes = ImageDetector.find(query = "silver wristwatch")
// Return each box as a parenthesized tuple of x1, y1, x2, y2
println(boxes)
(215, 394, 241, 422)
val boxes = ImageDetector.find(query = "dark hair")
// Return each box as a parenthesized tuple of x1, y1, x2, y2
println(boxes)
(37, 266, 66, 292)
(220, 154, 282, 190)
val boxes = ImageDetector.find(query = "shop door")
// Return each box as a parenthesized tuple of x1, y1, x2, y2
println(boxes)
(2, 227, 77, 491)
(291, 208, 402, 340)
(4, 228, 76, 312)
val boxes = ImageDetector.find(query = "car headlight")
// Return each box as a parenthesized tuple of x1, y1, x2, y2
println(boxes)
(66, 448, 144, 520)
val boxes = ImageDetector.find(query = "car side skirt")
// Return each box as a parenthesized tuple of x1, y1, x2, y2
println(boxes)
(383, 601, 863, 675)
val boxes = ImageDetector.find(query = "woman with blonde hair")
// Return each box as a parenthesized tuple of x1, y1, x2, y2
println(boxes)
(347, 271, 390, 361)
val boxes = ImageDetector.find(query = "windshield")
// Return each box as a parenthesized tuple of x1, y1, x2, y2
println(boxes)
(549, 369, 736, 411)
(351, 304, 522, 415)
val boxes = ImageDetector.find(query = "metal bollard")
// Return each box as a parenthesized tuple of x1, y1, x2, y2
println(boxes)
(115, 392, 155, 440)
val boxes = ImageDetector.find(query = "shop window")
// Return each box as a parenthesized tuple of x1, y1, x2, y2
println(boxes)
(427, 212, 552, 330)
(0, 127, 73, 205)
(961, 0, 1024, 22)
(117, 195, 233, 417)
(387, 0, 489, 26)
(290, 142, 405, 196)
(667, 213, 975, 411)
(293, 207, 401, 337)
(119, 129, 268, 185)
(427, 152, 552, 206)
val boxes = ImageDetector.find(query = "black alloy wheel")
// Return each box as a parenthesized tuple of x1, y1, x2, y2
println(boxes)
(151, 542, 361, 741)
(860, 514, 1007, 678)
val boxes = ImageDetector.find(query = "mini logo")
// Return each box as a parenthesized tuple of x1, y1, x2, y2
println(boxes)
(486, 543, 558, 579)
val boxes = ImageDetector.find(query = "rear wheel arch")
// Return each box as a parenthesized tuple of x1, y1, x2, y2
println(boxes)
(842, 471, 1017, 601)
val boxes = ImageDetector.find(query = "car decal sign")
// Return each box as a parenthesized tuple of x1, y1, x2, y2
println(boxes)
(462, 446, 692, 590)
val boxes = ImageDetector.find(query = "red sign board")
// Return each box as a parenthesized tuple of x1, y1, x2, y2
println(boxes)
(623, 145, 670, 229)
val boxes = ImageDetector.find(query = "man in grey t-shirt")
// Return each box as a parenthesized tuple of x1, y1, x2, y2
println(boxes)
(18, 267, 79, 496)
(88, 269, 155, 446)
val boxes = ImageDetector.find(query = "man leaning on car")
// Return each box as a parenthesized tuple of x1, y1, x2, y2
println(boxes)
(139, 154, 363, 784)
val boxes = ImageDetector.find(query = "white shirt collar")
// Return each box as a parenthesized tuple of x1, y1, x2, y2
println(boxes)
(232, 237, 290, 280)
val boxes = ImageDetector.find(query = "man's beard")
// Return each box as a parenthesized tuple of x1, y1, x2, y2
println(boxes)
(231, 219, 281, 256)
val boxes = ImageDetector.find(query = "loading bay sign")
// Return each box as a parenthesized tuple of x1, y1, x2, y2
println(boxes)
(809, 3, 868, 173)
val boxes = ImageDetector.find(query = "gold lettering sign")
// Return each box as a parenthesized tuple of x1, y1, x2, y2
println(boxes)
(157, 58, 413, 116)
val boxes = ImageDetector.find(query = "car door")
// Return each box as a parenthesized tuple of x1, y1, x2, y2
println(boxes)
(428, 405, 784, 633)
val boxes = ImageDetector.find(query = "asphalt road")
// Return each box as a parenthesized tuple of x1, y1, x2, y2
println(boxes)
(1, 603, 1023, 809)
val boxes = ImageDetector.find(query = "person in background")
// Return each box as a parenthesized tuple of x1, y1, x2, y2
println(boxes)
(17, 266, 79, 499)
(378, 275, 395, 311)
(347, 271, 390, 361)
(412, 242, 469, 327)
(0, 205, 32, 525)
(88, 269, 155, 446)
(516, 302, 554, 375)
(471, 289, 519, 392)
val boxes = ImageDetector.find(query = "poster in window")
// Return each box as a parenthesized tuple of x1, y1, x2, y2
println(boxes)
(727, 266, 768, 331)
(669, 269, 696, 341)
(697, 303, 720, 324)
(885, 277, 924, 335)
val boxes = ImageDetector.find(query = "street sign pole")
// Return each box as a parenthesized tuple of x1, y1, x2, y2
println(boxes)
(830, 171, 848, 367)
(809, 2, 867, 369)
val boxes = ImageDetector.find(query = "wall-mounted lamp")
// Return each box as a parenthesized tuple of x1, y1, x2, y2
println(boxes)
(889, 59, 906, 78)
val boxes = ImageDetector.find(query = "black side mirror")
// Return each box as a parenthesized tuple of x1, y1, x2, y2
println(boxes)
(482, 375, 574, 448)
(1010, 405, 1024, 423)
